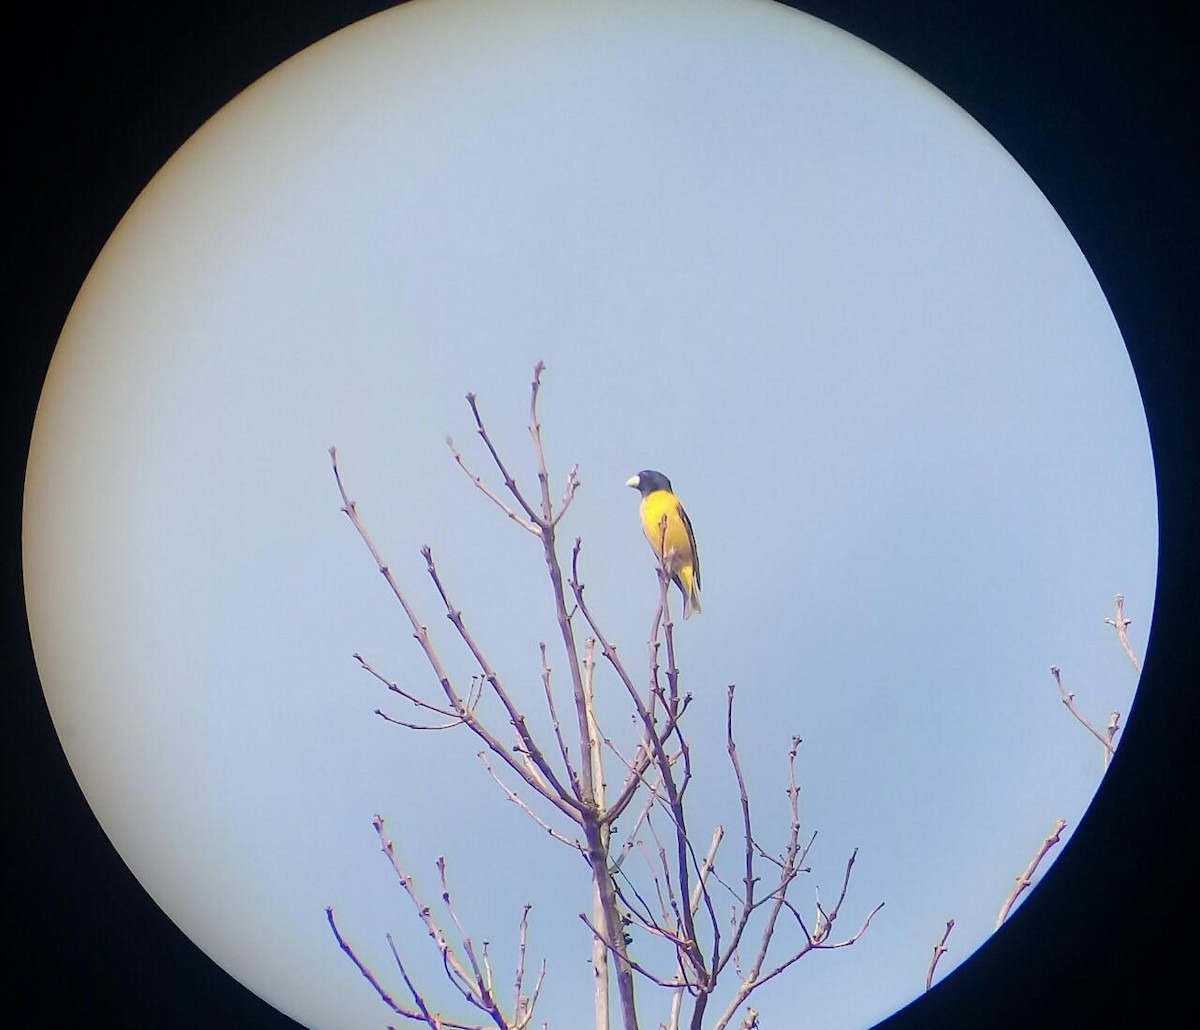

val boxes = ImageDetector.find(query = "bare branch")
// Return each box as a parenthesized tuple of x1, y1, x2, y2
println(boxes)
(512, 911, 531, 1025)
(354, 652, 467, 720)
(582, 637, 607, 816)
(814, 899, 886, 951)
(465, 388, 543, 526)
(1106, 710, 1122, 755)
(996, 818, 1067, 928)
(375, 823, 480, 1006)
(478, 750, 586, 852)
(690, 827, 726, 920)
(1104, 593, 1142, 672)
(645, 819, 694, 976)
(1050, 666, 1119, 762)
(538, 642, 579, 797)
(447, 435, 539, 534)
(611, 868, 666, 950)
(326, 907, 407, 1016)
(526, 361, 556, 524)
(383, 934, 495, 1030)
(327, 908, 499, 1030)
(422, 545, 583, 810)
(724, 685, 758, 964)
(513, 905, 547, 1029)
(366, 817, 545, 1028)
(925, 918, 955, 991)
(436, 856, 506, 1023)
(612, 783, 664, 875)
(374, 707, 468, 732)
(578, 912, 689, 989)
(819, 848, 864, 942)
(553, 464, 581, 526)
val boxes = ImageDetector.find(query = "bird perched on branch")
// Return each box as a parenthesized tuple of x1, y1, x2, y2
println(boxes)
(626, 470, 702, 618)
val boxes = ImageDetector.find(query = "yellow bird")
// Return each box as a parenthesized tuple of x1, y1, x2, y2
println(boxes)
(626, 470, 702, 618)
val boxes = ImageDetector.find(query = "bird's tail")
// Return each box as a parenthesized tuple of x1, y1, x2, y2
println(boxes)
(678, 567, 702, 619)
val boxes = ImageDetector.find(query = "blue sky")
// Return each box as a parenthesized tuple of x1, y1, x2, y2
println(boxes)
(23, 1, 1156, 1027)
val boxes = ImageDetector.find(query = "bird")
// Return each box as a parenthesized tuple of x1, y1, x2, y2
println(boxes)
(626, 470, 701, 618)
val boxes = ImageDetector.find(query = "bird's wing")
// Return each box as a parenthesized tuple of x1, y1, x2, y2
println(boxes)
(677, 500, 700, 589)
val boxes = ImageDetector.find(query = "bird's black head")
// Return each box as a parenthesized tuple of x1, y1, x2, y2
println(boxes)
(626, 469, 673, 496)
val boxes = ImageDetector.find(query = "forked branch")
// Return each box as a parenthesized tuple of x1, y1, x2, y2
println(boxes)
(1049, 665, 1119, 765)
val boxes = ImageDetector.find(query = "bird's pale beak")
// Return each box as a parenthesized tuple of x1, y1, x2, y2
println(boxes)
(625, 475, 640, 489)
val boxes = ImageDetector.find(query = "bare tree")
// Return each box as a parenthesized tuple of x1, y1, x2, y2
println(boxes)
(327, 363, 882, 1028)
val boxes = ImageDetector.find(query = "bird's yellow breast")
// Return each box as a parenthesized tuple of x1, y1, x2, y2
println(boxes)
(640, 490, 695, 570)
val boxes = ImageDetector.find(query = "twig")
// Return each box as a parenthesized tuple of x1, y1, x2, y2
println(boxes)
(996, 818, 1067, 928)
(384, 933, 475, 1030)
(326, 907, 406, 1015)
(374, 707, 467, 732)
(1049, 666, 1119, 761)
(724, 686, 758, 961)
(553, 464, 581, 526)
(436, 856, 506, 1022)
(375, 817, 545, 1028)
(478, 750, 586, 852)
(925, 918, 954, 991)
(375, 822, 479, 1006)
(1104, 593, 1142, 672)
(447, 434, 540, 535)
(513, 904, 546, 1029)
(526, 361, 556, 524)
(422, 545, 582, 810)
(815, 899, 886, 950)
(578, 912, 689, 989)
(818, 847, 863, 943)
(690, 827, 726, 919)
(1106, 710, 1122, 756)
(357, 658, 478, 731)
(354, 652, 468, 721)
(539, 643, 579, 797)
(465, 388, 543, 526)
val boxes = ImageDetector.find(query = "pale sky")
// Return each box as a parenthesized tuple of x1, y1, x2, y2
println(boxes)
(23, 1, 1156, 1027)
